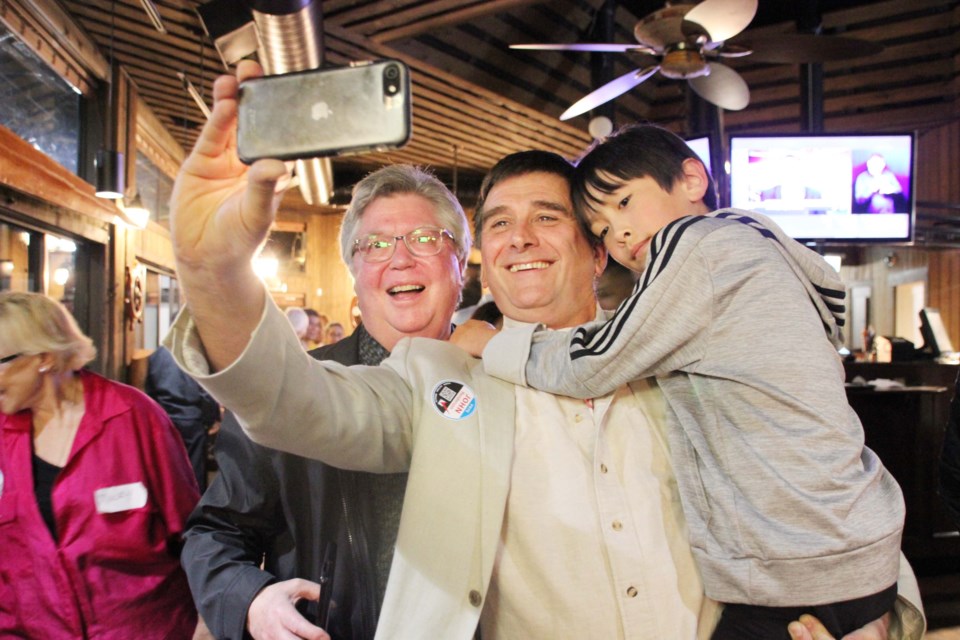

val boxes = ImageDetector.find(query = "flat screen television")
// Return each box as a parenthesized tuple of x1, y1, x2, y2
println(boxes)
(685, 135, 713, 177)
(728, 133, 915, 243)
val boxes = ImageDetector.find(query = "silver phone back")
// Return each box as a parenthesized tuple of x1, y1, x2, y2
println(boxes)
(237, 61, 411, 162)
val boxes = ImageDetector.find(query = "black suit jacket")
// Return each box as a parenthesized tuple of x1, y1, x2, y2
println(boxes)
(182, 329, 397, 639)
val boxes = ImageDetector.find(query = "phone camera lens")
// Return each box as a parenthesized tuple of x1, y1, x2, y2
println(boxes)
(383, 64, 401, 96)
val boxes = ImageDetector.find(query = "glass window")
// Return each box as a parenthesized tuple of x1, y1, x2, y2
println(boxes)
(45, 234, 79, 313)
(0, 222, 33, 291)
(0, 22, 81, 174)
(135, 268, 181, 350)
(135, 151, 174, 226)
(0, 221, 80, 302)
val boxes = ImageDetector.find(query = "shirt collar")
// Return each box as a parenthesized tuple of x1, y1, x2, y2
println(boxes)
(500, 303, 606, 331)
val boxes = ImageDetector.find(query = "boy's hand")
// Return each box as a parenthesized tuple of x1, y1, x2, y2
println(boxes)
(788, 612, 890, 640)
(450, 320, 499, 357)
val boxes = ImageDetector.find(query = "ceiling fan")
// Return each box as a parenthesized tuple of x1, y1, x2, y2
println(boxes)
(511, 0, 883, 119)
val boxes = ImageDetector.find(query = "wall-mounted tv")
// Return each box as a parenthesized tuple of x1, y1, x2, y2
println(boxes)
(729, 133, 915, 243)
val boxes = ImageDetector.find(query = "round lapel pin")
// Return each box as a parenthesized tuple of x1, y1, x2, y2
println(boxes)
(432, 380, 477, 420)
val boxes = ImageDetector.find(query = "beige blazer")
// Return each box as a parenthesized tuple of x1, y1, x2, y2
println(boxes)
(167, 298, 518, 639)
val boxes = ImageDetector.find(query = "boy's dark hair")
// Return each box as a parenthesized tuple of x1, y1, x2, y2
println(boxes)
(474, 150, 598, 247)
(572, 124, 718, 223)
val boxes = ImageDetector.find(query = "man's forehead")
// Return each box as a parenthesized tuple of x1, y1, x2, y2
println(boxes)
(485, 173, 573, 210)
(358, 194, 438, 230)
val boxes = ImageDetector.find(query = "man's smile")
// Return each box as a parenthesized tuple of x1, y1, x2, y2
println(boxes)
(507, 261, 551, 273)
(388, 284, 426, 295)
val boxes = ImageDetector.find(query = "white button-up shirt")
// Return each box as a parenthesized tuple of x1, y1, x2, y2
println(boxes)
(480, 318, 713, 639)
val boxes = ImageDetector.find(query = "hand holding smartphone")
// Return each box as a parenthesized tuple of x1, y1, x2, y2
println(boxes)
(236, 60, 412, 164)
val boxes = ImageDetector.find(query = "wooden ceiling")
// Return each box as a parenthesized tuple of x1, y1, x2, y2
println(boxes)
(33, 0, 960, 204)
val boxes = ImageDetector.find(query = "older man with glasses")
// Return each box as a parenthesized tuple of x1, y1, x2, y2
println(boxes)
(179, 163, 470, 640)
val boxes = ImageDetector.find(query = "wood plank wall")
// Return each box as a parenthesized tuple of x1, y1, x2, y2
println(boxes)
(272, 193, 356, 329)
(918, 120, 960, 350)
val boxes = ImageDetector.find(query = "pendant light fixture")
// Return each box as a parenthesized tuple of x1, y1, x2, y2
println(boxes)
(95, 0, 124, 199)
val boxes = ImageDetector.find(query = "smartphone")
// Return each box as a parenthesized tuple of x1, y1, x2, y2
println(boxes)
(236, 60, 412, 164)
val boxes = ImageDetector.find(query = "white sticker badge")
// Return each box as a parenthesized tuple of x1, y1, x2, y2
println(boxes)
(94, 481, 148, 514)
(432, 380, 477, 421)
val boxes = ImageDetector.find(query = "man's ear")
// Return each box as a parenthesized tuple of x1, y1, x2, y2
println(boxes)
(593, 242, 608, 279)
(679, 157, 710, 204)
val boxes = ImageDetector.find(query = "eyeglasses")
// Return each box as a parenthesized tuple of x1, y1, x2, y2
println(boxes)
(352, 226, 454, 263)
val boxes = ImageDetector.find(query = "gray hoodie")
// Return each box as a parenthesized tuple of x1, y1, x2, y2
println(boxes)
(484, 209, 904, 607)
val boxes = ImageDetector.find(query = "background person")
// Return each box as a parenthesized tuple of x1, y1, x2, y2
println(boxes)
(853, 153, 905, 213)
(324, 322, 345, 345)
(182, 164, 471, 640)
(0, 291, 199, 638)
(304, 308, 325, 349)
(145, 344, 221, 492)
(286, 306, 311, 350)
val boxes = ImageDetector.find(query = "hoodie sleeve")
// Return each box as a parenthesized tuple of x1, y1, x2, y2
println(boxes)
(483, 211, 846, 400)
(483, 216, 716, 398)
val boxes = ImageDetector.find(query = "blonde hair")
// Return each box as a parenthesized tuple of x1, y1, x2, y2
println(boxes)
(0, 292, 97, 372)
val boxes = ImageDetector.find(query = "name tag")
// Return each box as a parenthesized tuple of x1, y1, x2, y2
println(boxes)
(94, 481, 148, 514)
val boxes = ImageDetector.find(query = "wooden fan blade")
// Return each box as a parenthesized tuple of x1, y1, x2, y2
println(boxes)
(560, 66, 660, 121)
(683, 0, 758, 43)
(511, 43, 657, 54)
(688, 63, 749, 111)
(733, 33, 883, 63)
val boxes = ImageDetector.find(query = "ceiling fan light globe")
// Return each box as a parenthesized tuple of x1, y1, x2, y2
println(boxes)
(661, 48, 709, 79)
(588, 116, 614, 139)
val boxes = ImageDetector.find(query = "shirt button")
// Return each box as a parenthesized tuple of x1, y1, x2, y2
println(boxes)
(612, 520, 623, 531)
(469, 590, 482, 607)
(600, 463, 608, 474)
(574, 413, 583, 423)
(626, 586, 638, 598)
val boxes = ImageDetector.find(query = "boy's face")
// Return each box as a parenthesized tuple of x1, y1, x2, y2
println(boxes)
(585, 158, 711, 271)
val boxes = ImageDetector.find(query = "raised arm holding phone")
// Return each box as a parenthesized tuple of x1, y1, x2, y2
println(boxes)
(170, 60, 287, 373)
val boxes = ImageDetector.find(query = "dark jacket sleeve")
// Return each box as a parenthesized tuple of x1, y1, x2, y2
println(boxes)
(181, 412, 280, 640)
(180, 334, 362, 640)
(147, 346, 220, 428)
(939, 370, 960, 527)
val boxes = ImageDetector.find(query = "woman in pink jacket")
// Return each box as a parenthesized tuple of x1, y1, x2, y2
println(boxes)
(0, 292, 199, 638)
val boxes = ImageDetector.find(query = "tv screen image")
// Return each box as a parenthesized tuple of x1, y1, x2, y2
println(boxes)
(729, 133, 915, 243)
